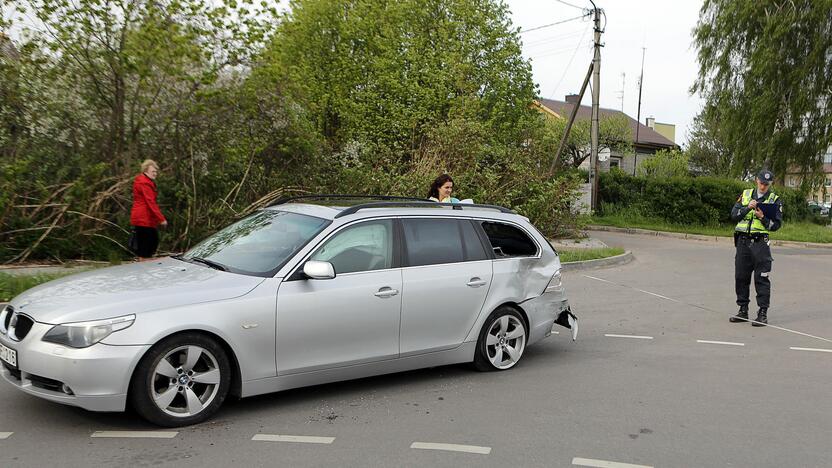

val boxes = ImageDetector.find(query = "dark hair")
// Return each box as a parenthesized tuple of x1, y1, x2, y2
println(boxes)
(428, 174, 454, 199)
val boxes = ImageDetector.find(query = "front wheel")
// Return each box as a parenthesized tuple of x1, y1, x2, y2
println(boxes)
(129, 333, 231, 427)
(473, 307, 527, 371)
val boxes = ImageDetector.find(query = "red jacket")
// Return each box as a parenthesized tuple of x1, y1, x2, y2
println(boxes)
(130, 174, 166, 228)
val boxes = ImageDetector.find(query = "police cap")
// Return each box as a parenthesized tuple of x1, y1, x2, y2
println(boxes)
(757, 169, 774, 184)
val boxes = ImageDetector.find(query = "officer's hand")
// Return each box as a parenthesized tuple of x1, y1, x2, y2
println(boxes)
(754, 208, 764, 219)
(748, 199, 758, 209)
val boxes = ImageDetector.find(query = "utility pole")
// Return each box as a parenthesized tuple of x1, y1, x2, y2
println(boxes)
(589, 1, 602, 212)
(634, 47, 646, 176)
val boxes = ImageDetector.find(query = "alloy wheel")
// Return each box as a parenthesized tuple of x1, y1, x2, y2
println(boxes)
(151, 345, 221, 417)
(485, 315, 526, 370)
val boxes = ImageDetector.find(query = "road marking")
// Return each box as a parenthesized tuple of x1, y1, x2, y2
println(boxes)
(410, 442, 491, 454)
(604, 334, 653, 340)
(790, 347, 832, 354)
(252, 434, 335, 444)
(697, 340, 744, 347)
(582, 274, 832, 344)
(0, 432, 12, 439)
(634, 288, 681, 302)
(572, 457, 653, 468)
(91, 431, 178, 439)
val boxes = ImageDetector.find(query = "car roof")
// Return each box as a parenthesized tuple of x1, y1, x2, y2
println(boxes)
(262, 202, 528, 224)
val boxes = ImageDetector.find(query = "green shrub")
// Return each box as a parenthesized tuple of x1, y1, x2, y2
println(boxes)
(599, 171, 812, 225)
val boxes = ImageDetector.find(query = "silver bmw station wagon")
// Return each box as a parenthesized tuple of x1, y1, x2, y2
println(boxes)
(0, 196, 577, 426)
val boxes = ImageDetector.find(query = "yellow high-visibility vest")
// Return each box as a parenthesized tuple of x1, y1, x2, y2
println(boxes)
(735, 189, 779, 234)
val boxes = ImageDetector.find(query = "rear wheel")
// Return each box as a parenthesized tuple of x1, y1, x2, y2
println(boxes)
(473, 307, 527, 372)
(130, 333, 231, 427)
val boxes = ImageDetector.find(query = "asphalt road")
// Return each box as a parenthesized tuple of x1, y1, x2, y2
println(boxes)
(1, 231, 830, 468)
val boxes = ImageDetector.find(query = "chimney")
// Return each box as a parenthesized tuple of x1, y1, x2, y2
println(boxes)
(645, 117, 655, 129)
(565, 94, 580, 105)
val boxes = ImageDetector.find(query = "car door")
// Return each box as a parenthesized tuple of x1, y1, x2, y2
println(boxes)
(399, 218, 493, 355)
(276, 219, 402, 375)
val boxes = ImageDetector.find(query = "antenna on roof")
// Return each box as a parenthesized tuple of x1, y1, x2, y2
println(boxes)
(618, 72, 625, 112)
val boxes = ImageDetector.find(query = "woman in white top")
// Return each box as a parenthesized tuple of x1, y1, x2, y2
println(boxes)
(427, 174, 460, 203)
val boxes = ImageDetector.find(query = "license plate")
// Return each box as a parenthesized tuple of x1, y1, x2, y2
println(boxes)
(0, 343, 17, 368)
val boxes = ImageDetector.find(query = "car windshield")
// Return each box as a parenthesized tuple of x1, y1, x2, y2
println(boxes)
(181, 210, 330, 276)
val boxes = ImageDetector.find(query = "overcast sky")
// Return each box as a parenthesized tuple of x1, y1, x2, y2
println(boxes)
(507, 0, 704, 145)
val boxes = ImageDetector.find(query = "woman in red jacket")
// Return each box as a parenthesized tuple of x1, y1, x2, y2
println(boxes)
(130, 159, 167, 259)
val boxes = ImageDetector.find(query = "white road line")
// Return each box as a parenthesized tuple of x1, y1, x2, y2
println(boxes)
(91, 431, 178, 439)
(252, 434, 335, 444)
(790, 347, 832, 354)
(0, 432, 12, 439)
(604, 334, 654, 340)
(634, 289, 681, 303)
(583, 274, 832, 345)
(410, 442, 491, 455)
(583, 275, 616, 284)
(697, 340, 745, 347)
(572, 456, 653, 468)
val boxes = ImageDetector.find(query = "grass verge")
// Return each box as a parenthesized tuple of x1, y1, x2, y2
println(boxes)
(591, 214, 832, 244)
(0, 272, 74, 302)
(558, 247, 625, 263)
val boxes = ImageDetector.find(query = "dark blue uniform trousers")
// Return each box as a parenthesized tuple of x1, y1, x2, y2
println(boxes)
(735, 237, 772, 309)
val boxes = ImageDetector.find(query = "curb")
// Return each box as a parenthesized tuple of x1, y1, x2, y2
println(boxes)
(562, 250, 633, 272)
(587, 225, 832, 250)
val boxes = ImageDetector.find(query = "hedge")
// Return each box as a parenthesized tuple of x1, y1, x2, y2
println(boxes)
(598, 170, 813, 226)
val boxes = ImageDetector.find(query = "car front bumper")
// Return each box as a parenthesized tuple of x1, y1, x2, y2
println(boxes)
(0, 322, 149, 412)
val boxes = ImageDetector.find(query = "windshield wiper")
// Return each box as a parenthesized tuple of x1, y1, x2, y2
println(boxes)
(190, 257, 227, 271)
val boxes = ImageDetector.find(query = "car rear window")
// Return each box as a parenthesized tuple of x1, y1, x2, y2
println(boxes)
(402, 218, 488, 266)
(479, 221, 538, 258)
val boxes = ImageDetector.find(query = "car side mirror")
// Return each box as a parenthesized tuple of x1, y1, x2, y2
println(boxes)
(303, 260, 336, 280)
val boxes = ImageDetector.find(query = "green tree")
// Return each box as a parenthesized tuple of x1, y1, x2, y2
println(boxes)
(263, 0, 539, 161)
(533, 113, 633, 171)
(637, 148, 690, 178)
(692, 0, 832, 179)
(685, 108, 734, 176)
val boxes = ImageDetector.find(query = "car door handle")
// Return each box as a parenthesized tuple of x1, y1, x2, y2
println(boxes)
(374, 287, 399, 298)
(467, 277, 487, 288)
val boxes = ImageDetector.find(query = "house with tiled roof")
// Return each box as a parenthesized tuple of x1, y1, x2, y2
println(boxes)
(535, 95, 679, 174)
(785, 148, 832, 205)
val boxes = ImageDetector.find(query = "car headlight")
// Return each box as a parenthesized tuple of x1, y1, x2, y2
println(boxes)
(42, 314, 135, 348)
(544, 269, 563, 294)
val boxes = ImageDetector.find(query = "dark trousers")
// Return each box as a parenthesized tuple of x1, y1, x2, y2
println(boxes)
(133, 226, 159, 258)
(735, 236, 772, 309)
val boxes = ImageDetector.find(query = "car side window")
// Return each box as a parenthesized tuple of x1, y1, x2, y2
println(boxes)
(480, 221, 538, 258)
(402, 218, 466, 267)
(310, 220, 393, 274)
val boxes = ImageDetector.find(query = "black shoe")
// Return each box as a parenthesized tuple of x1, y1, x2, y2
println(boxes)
(729, 307, 749, 323)
(751, 308, 768, 327)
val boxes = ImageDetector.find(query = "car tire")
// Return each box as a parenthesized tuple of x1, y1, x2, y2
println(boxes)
(473, 306, 527, 372)
(129, 332, 231, 427)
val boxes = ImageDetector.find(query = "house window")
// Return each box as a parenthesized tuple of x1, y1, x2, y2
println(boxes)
(610, 157, 621, 169)
(788, 176, 797, 187)
(826, 194, 831, 203)
(824, 150, 832, 164)
(825, 178, 831, 187)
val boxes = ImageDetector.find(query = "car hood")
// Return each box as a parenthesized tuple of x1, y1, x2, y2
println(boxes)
(9, 258, 265, 324)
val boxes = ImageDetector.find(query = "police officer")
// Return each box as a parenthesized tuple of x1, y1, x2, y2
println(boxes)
(729, 169, 783, 326)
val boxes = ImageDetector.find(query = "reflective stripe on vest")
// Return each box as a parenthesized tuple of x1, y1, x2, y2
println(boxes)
(735, 189, 779, 234)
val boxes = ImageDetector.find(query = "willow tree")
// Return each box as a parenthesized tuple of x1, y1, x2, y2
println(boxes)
(692, 0, 832, 180)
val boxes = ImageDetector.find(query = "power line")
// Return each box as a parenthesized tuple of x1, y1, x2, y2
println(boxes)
(518, 13, 589, 34)
(554, 0, 587, 10)
(549, 22, 592, 98)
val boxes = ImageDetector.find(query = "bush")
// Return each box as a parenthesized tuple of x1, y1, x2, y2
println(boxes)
(599, 171, 812, 225)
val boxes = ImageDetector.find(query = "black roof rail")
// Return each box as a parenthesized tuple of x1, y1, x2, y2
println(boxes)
(269, 194, 430, 206)
(334, 201, 516, 219)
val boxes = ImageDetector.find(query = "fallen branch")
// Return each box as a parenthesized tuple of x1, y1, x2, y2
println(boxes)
(6, 205, 69, 264)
